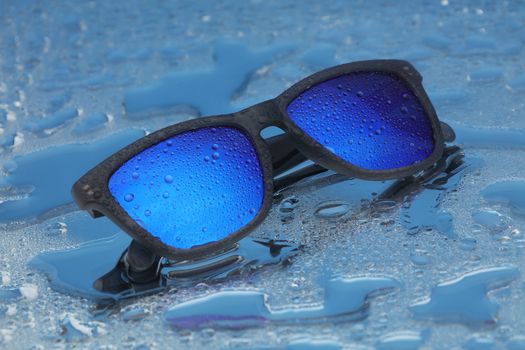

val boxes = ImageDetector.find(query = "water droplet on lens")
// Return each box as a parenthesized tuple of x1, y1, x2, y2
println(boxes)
(132, 172, 139, 179)
(212, 143, 219, 150)
(144, 210, 151, 217)
(163, 192, 169, 199)
(212, 152, 220, 160)
(124, 193, 134, 202)
(164, 175, 174, 183)
(356, 91, 364, 97)
(402, 93, 409, 99)
(400, 106, 408, 113)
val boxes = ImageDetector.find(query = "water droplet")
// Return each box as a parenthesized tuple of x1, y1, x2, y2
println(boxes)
(204, 156, 210, 162)
(164, 175, 174, 183)
(212, 152, 220, 160)
(402, 93, 409, 100)
(473, 210, 507, 233)
(410, 250, 430, 265)
(122, 307, 148, 322)
(132, 172, 139, 179)
(400, 106, 408, 113)
(279, 196, 299, 213)
(314, 200, 350, 219)
(212, 143, 219, 150)
(459, 238, 477, 251)
(124, 193, 134, 202)
(356, 91, 364, 97)
(144, 210, 151, 217)
(163, 192, 169, 199)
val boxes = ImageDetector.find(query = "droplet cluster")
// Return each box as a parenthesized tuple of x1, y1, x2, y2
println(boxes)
(287, 72, 434, 170)
(108, 126, 264, 249)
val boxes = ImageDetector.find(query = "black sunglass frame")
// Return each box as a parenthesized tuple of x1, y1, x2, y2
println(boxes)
(72, 59, 448, 260)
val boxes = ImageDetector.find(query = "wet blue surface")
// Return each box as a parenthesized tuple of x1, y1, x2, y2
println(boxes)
(1, 0, 525, 348)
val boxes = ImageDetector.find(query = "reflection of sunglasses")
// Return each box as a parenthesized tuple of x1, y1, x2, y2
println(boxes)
(72, 60, 457, 260)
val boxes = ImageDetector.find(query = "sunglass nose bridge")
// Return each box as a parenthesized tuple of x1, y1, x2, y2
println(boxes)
(236, 99, 285, 132)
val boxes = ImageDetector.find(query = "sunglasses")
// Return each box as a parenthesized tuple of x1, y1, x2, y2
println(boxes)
(72, 60, 456, 261)
(93, 145, 463, 296)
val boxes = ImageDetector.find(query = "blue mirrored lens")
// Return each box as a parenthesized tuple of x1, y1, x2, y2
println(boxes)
(108, 126, 264, 249)
(287, 72, 434, 170)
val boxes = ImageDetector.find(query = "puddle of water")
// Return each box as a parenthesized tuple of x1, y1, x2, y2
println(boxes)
(284, 339, 343, 350)
(30, 231, 299, 302)
(72, 112, 109, 135)
(24, 108, 79, 136)
(29, 232, 131, 299)
(123, 41, 294, 118)
(410, 266, 520, 326)
(0, 129, 144, 223)
(400, 154, 476, 238)
(402, 189, 455, 238)
(165, 276, 399, 329)
(473, 209, 508, 233)
(453, 123, 525, 150)
(401, 160, 476, 238)
(482, 181, 525, 218)
(300, 43, 337, 69)
(375, 330, 429, 350)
